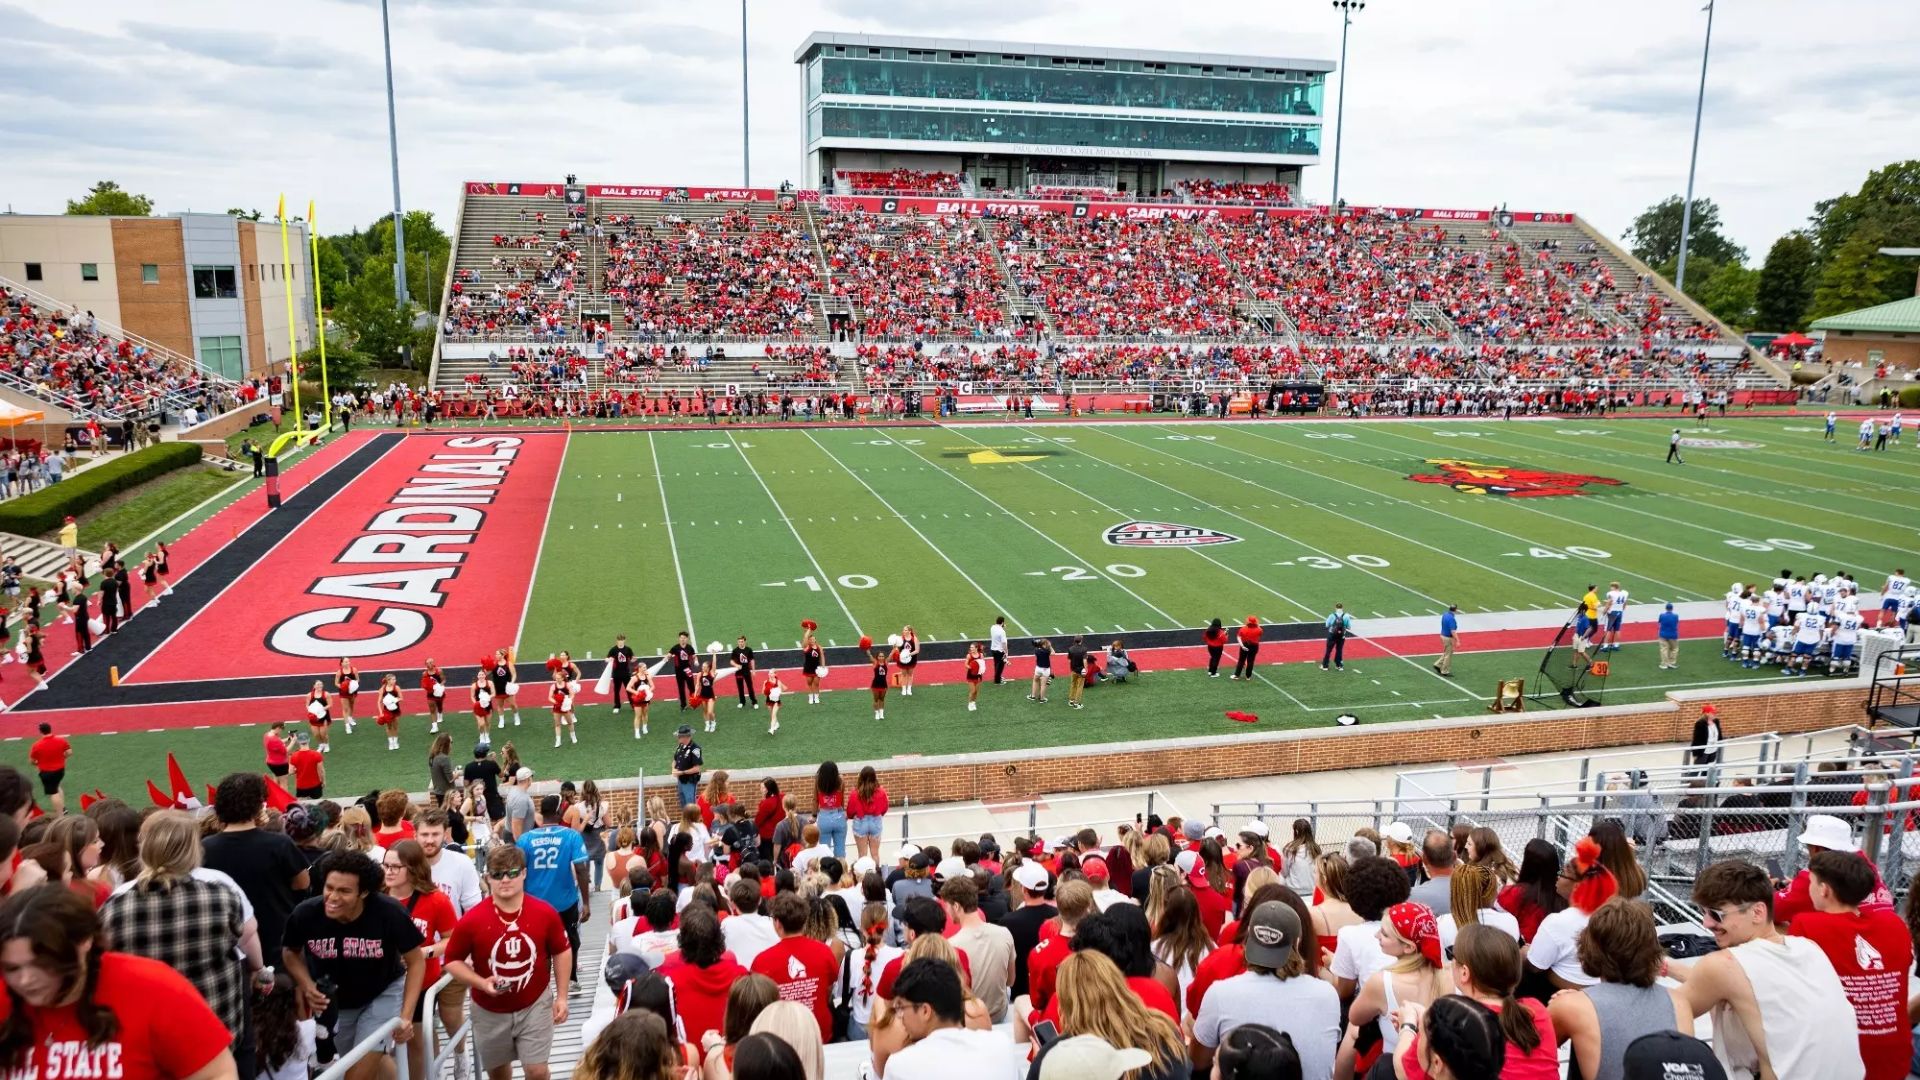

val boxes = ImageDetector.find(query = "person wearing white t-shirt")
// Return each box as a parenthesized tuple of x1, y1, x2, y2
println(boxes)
(721, 877, 778, 968)
(882, 958, 1024, 1080)
(1433, 864, 1521, 958)
(1601, 583, 1629, 652)
(1329, 857, 1410, 999)
(1525, 837, 1616, 993)
(988, 616, 1010, 684)
(1881, 570, 1911, 629)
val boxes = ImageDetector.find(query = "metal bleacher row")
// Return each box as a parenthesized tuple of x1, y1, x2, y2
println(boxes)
(431, 187, 1779, 399)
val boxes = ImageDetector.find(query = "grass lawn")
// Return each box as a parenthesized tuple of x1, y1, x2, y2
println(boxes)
(6, 636, 1804, 804)
(66, 467, 246, 551)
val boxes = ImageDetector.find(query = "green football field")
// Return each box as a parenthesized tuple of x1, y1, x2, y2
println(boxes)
(13, 414, 1917, 804)
(520, 416, 1917, 654)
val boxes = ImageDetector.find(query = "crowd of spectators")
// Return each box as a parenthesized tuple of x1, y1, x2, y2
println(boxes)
(442, 231, 580, 342)
(835, 169, 963, 196)
(1, 285, 232, 420)
(601, 209, 820, 338)
(1001, 215, 1245, 337)
(853, 343, 1046, 390)
(1180, 179, 1294, 206)
(815, 211, 1010, 339)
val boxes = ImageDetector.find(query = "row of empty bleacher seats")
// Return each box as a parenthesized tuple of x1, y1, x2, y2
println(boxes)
(834, 169, 962, 196)
(1, 281, 237, 420)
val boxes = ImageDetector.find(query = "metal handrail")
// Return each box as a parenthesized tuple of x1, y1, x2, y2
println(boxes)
(313, 972, 453, 1080)
(894, 789, 1173, 850)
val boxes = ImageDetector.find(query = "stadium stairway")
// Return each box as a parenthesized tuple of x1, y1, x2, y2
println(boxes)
(0, 533, 98, 584)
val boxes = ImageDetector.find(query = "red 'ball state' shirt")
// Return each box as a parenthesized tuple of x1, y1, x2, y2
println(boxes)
(1790, 908, 1913, 1080)
(443, 896, 569, 1013)
(751, 935, 839, 1041)
(0, 952, 231, 1080)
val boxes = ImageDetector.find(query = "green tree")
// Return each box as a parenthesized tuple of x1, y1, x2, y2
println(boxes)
(295, 344, 369, 391)
(225, 208, 263, 221)
(1624, 195, 1745, 268)
(1754, 232, 1817, 331)
(337, 270, 420, 371)
(1807, 160, 1920, 311)
(1809, 231, 1901, 321)
(1691, 260, 1759, 329)
(65, 181, 153, 216)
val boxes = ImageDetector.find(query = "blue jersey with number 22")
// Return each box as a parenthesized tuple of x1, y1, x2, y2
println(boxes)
(517, 825, 588, 911)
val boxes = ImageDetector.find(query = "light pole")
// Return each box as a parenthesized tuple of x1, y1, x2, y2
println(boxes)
(380, 0, 409, 308)
(1328, 0, 1363, 218)
(740, 0, 750, 187)
(1674, 0, 1714, 293)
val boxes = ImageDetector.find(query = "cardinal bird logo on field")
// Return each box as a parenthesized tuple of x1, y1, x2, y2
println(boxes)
(1104, 521, 1243, 547)
(1408, 459, 1625, 498)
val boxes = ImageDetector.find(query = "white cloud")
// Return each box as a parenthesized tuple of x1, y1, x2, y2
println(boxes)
(0, 0, 1911, 256)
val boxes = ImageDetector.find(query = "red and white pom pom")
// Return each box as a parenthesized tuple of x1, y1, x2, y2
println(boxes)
(801, 619, 818, 633)
(307, 700, 327, 720)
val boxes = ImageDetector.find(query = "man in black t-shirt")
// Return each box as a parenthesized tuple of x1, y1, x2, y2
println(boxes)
(997, 861, 1057, 1000)
(464, 744, 505, 822)
(202, 772, 311, 960)
(669, 632, 695, 709)
(608, 635, 636, 714)
(283, 851, 426, 1076)
(730, 636, 757, 708)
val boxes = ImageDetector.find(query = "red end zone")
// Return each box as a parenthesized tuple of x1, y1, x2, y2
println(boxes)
(126, 433, 564, 683)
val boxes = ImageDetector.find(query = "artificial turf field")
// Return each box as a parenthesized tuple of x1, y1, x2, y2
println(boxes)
(7, 413, 1916, 802)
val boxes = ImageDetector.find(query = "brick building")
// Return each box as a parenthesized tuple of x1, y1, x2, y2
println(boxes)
(1812, 295, 1920, 373)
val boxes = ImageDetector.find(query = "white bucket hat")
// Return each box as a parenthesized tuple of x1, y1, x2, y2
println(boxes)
(1798, 814, 1858, 853)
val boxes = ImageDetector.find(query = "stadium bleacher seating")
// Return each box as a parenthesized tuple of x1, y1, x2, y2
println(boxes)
(1, 281, 240, 421)
(834, 169, 963, 196)
(431, 187, 1764, 399)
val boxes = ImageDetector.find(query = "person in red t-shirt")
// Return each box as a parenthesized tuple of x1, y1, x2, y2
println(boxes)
(372, 790, 417, 850)
(749, 893, 837, 1042)
(1789, 850, 1912, 1080)
(655, 905, 748, 1045)
(1203, 619, 1228, 677)
(442, 845, 571, 1080)
(0, 885, 235, 1080)
(262, 721, 292, 792)
(27, 722, 71, 815)
(1773, 815, 1895, 926)
(874, 896, 973, 1000)
(383, 840, 457, 1080)
(1232, 616, 1263, 680)
(288, 735, 326, 798)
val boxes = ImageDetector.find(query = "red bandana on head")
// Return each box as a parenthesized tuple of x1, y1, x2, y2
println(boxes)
(1386, 902, 1443, 968)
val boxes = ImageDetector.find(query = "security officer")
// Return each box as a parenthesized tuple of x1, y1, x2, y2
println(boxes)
(669, 631, 696, 710)
(730, 635, 758, 708)
(671, 725, 704, 807)
(607, 634, 636, 714)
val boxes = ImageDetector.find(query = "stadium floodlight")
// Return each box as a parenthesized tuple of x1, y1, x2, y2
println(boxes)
(740, 0, 750, 187)
(1674, 0, 1715, 293)
(1329, 0, 1364, 218)
(379, 0, 409, 309)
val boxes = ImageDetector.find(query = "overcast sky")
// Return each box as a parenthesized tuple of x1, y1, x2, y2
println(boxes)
(3, 0, 1913, 260)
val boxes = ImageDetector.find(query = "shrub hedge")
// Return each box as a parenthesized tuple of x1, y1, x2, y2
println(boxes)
(0, 442, 204, 538)
(1900, 386, 1920, 408)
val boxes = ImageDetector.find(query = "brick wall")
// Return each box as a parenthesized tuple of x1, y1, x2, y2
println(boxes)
(108, 219, 193, 358)
(586, 681, 1871, 825)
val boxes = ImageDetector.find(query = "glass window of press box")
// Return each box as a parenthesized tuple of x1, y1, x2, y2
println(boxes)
(807, 52, 1325, 117)
(810, 105, 1321, 157)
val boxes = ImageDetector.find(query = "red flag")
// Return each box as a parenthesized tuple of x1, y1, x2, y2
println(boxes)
(205, 784, 218, 808)
(264, 780, 295, 811)
(147, 780, 173, 809)
(166, 753, 192, 805)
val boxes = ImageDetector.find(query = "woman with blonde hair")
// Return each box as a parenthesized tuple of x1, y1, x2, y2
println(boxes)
(334, 805, 382, 859)
(1053, 950, 1187, 1079)
(1141, 862, 1184, 929)
(1311, 852, 1361, 942)
(866, 931, 991, 1076)
(645, 793, 672, 851)
(1436, 863, 1520, 956)
(746, 1000, 823, 1080)
(1339, 901, 1454, 1079)
(1464, 826, 1519, 887)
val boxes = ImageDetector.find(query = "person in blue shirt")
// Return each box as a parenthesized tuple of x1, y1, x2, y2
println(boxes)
(517, 793, 590, 987)
(1657, 602, 1681, 670)
(1433, 605, 1459, 677)
(1320, 604, 1353, 671)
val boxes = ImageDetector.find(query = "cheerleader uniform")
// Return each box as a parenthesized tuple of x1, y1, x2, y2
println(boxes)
(626, 672, 653, 738)
(335, 667, 360, 731)
(869, 658, 888, 720)
(139, 559, 158, 603)
(550, 682, 576, 745)
(306, 690, 332, 732)
(156, 544, 172, 592)
(378, 687, 403, 749)
(421, 670, 446, 730)
(697, 671, 716, 732)
(26, 631, 45, 676)
(472, 683, 495, 732)
(801, 642, 823, 704)
(489, 657, 519, 726)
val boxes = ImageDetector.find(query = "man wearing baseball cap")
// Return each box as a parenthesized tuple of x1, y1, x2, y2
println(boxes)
(1620, 1031, 1727, 1080)
(1191, 900, 1340, 1076)
(1771, 813, 1893, 925)
(1003, 861, 1056, 1000)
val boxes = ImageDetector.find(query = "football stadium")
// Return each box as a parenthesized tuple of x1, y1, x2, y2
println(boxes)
(2, 5, 1919, 1079)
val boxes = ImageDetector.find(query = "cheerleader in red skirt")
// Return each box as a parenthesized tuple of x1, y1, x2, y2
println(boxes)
(305, 680, 333, 752)
(335, 658, 360, 733)
(155, 540, 173, 596)
(896, 626, 920, 696)
(869, 650, 889, 721)
(763, 670, 785, 735)
(549, 669, 577, 747)
(625, 666, 654, 739)
(470, 671, 495, 748)
(376, 674, 404, 750)
(964, 642, 985, 713)
(799, 621, 824, 705)
(421, 659, 446, 733)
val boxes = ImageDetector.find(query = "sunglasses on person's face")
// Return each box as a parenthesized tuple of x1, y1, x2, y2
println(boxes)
(488, 868, 523, 881)
(1699, 903, 1751, 925)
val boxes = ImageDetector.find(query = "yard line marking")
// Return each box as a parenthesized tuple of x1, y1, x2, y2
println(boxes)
(802, 431, 1029, 636)
(1252, 670, 1312, 710)
(648, 432, 697, 642)
(1083, 425, 1461, 610)
(986, 425, 1316, 618)
(1219, 425, 1680, 601)
(728, 433, 862, 638)
(891, 437, 1180, 625)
